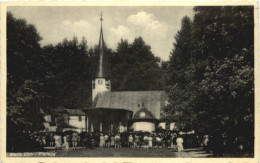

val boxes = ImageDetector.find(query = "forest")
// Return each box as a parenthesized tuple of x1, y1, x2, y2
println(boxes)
(7, 6, 254, 153)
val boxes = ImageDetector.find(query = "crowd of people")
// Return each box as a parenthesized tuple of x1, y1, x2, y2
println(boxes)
(30, 130, 187, 152)
(26, 130, 253, 157)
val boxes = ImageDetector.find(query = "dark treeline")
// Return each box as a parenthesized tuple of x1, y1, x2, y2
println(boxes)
(164, 6, 254, 154)
(7, 6, 254, 154)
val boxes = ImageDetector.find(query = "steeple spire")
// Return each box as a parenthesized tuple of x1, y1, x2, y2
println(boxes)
(96, 11, 109, 78)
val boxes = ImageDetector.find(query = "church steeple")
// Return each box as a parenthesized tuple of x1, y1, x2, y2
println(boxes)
(92, 12, 111, 101)
(96, 11, 109, 79)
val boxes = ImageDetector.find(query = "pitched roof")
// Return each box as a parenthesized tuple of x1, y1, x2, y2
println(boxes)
(91, 91, 166, 119)
(132, 104, 157, 121)
(65, 109, 85, 116)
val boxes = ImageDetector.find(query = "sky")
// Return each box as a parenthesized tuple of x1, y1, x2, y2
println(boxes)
(8, 6, 194, 61)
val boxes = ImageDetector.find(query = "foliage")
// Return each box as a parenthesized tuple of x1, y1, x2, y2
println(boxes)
(42, 37, 92, 110)
(7, 12, 47, 152)
(165, 6, 254, 149)
(109, 38, 166, 91)
(53, 108, 68, 132)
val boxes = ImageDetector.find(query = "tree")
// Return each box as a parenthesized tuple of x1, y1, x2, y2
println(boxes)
(42, 37, 92, 110)
(192, 6, 254, 138)
(164, 16, 195, 131)
(109, 37, 166, 91)
(53, 108, 67, 132)
(7, 12, 47, 152)
(165, 6, 254, 152)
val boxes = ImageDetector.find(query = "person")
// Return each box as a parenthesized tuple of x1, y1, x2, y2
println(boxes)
(90, 133, 95, 148)
(115, 134, 121, 149)
(77, 134, 81, 148)
(166, 132, 171, 148)
(156, 135, 162, 148)
(128, 134, 134, 148)
(176, 135, 184, 156)
(203, 135, 210, 153)
(45, 133, 50, 147)
(71, 132, 78, 150)
(152, 133, 157, 148)
(161, 133, 166, 148)
(42, 135, 46, 147)
(121, 133, 127, 147)
(62, 134, 69, 150)
(104, 134, 110, 148)
(134, 134, 140, 148)
(54, 133, 62, 149)
(172, 133, 178, 150)
(66, 133, 71, 148)
(110, 134, 115, 147)
(143, 134, 149, 149)
(86, 133, 93, 149)
(99, 133, 105, 147)
(148, 134, 153, 148)
(94, 132, 99, 147)
(49, 132, 55, 146)
(81, 133, 87, 148)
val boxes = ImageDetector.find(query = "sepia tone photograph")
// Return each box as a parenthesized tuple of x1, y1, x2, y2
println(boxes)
(1, 2, 258, 161)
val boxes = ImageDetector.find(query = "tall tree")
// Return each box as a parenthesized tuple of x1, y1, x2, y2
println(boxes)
(7, 12, 47, 152)
(42, 37, 92, 110)
(164, 16, 195, 131)
(165, 6, 254, 152)
(109, 37, 166, 91)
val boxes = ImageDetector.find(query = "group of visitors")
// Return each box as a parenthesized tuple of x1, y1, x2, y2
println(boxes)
(99, 132, 182, 149)
(32, 131, 185, 152)
(16, 130, 253, 157)
(99, 131, 184, 152)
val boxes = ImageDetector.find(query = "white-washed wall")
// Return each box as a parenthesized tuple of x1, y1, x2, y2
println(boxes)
(43, 122, 57, 132)
(132, 122, 155, 133)
(170, 122, 176, 130)
(158, 122, 166, 129)
(44, 115, 51, 122)
(69, 116, 86, 132)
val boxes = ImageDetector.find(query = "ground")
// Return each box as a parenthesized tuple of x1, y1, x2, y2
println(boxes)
(7, 147, 214, 157)
(7, 147, 254, 158)
(55, 147, 177, 157)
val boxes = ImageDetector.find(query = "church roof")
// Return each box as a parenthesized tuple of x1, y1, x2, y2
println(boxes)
(132, 104, 157, 121)
(90, 91, 166, 119)
(65, 109, 85, 116)
(96, 13, 109, 78)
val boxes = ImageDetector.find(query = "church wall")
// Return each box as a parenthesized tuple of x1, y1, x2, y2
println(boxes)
(43, 122, 57, 132)
(132, 122, 155, 133)
(68, 116, 86, 131)
(43, 115, 57, 132)
(170, 122, 176, 130)
(158, 122, 166, 129)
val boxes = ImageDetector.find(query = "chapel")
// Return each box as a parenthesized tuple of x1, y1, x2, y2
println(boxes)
(83, 13, 168, 133)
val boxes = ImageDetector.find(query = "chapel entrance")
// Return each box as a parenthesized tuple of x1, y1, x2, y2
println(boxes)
(85, 109, 133, 134)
